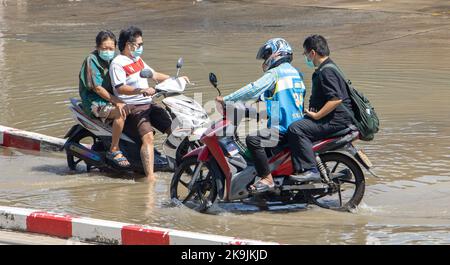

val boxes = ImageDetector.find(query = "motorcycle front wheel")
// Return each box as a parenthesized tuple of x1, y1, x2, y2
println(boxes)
(170, 156, 217, 213)
(308, 152, 365, 212)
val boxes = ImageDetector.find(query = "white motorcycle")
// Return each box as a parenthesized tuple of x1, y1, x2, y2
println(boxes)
(63, 58, 209, 174)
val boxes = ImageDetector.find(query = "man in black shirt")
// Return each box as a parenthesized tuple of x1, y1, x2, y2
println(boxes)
(287, 35, 353, 182)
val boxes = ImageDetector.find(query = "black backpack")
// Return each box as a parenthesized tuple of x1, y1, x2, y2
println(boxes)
(320, 63, 380, 141)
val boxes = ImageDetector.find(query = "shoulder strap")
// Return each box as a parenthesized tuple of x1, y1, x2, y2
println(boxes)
(320, 63, 348, 83)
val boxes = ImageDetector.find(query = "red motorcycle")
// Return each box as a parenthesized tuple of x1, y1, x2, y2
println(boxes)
(170, 73, 375, 212)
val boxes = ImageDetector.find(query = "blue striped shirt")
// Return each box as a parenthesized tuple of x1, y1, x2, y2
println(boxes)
(223, 71, 276, 102)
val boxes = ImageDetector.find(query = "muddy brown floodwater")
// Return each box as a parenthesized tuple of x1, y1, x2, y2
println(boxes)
(1, 0, 450, 244)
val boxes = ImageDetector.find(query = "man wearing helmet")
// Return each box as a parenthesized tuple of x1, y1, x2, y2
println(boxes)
(216, 38, 306, 194)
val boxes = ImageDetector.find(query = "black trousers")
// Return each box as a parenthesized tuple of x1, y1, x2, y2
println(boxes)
(245, 128, 284, 178)
(287, 117, 347, 173)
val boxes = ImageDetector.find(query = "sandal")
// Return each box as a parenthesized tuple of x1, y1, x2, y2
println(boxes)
(106, 151, 130, 168)
(248, 179, 275, 194)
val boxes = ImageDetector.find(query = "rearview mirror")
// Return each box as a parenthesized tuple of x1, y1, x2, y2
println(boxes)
(209, 72, 218, 88)
(176, 57, 184, 69)
(176, 57, 184, 77)
(209, 72, 221, 96)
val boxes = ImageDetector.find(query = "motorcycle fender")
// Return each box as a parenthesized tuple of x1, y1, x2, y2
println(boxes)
(346, 144, 373, 171)
(198, 147, 210, 161)
(182, 146, 211, 163)
(182, 146, 206, 160)
(327, 150, 378, 178)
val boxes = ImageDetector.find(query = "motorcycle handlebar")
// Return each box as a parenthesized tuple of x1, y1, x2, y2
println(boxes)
(152, 90, 182, 99)
(152, 92, 164, 99)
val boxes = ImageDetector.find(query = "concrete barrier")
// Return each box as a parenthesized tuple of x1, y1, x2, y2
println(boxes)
(0, 125, 65, 152)
(0, 206, 278, 245)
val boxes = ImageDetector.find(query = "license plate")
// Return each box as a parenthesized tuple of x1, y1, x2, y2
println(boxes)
(357, 149, 372, 168)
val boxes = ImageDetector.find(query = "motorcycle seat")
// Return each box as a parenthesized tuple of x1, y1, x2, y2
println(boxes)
(70, 98, 113, 130)
(70, 98, 141, 144)
(267, 125, 358, 157)
(326, 125, 357, 138)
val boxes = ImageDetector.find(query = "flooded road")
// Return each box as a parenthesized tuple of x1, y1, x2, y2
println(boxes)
(1, 0, 450, 244)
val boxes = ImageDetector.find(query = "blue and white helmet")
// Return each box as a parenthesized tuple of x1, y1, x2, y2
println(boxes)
(256, 38, 293, 71)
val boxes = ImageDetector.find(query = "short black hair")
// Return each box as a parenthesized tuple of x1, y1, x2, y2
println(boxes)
(118, 26, 143, 52)
(95, 30, 117, 48)
(303, 35, 330, 57)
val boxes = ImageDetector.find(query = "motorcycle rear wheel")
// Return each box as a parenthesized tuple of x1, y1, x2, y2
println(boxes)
(66, 129, 104, 172)
(170, 156, 217, 213)
(308, 152, 365, 212)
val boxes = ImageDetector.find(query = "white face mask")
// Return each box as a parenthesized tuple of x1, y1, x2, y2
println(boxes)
(304, 50, 315, 68)
(131, 45, 143, 58)
(99, 50, 115, 61)
(304, 55, 315, 68)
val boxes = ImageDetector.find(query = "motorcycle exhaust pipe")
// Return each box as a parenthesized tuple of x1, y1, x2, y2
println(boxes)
(65, 142, 105, 168)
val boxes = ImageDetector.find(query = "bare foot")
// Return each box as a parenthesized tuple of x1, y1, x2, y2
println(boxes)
(146, 175, 157, 182)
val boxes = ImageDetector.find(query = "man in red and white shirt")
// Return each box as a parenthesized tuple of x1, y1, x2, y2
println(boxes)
(110, 26, 189, 181)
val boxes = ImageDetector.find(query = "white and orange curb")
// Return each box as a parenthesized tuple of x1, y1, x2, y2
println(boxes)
(0, 206, 278, 245)
(0, 125, 65, 152)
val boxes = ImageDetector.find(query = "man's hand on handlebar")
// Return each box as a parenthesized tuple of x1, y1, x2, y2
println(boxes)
(215, 96, 224, 105)
(141, 87, 156, 97)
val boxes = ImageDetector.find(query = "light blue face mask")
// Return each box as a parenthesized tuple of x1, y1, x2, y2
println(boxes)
(99, 50, 115, 62)
(304, 55, 315, 68)
(132, 46, 143, 58)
